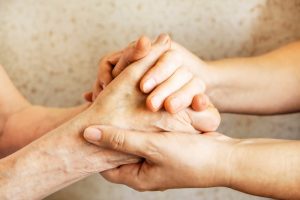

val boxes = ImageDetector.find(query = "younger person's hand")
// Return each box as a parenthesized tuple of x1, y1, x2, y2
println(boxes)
(83, 125, 235, 191)
(140, 50, 211, 114)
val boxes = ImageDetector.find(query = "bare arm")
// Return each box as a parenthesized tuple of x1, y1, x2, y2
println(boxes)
(0, 65, 88, 157)
(228, 138, 300, 199)
(205, 41, 300, 114)
(0, 111, 137, 200)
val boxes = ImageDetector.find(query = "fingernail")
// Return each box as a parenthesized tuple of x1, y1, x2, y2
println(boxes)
(150, 96, 161, 110)
(84, 127, 102, 141)
(170, 98, 181, 111)
(143, 78, 156, 92)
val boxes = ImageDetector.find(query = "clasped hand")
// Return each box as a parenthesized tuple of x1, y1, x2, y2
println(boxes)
(82, 34, 233, 190)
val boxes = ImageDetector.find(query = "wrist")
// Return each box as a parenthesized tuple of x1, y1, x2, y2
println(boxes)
(202, 61, 224, 97)
(211, 137, 242, 188)
(192, 135, 241, 188)
(221, 138, 251, 189)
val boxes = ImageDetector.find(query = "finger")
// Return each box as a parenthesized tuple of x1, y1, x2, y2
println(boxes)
(112, 36, 151, 78)
(92, 80, 103, 101)
(83, 125, 161, 159)
(146, 67, 192, 112)
(191, 93, 210, 112)
(186, 106, 221, 132)
(93, 54, 117, 101)
(83, 91, 93, 102)
(124, 33, 171, 83)
(101, 163, 141, 186)
(164, 78, 206, 114)
(128, 36, 151, 62)
(107, 51, 122, 65)
(102, 163, 153, 192)
(140, 50, 182, 93)
(97, 53, 118, 89)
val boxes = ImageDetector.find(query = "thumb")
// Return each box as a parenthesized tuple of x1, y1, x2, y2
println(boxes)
(83, 125, 154, 157)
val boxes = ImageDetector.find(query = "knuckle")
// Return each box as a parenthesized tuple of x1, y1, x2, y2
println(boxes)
(124, 65, 140, 80)
(143, 137, 162, 160)
(193, 77, 206, 92)
(98, 54, 110, 65)
(110, 130, 126, 150)
(176, 67, 192, 80)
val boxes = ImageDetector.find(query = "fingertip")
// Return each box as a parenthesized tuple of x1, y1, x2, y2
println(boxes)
(146, 96, 159, 112)
(164, 99, 177, 114)
(83, 92, 93, 102)
(136, 36, 151, 51)
(140, 78, 156, 93)
(192, 94, 208, 111)
(130, 36, 151, 61)
(165, 96, 185, 114)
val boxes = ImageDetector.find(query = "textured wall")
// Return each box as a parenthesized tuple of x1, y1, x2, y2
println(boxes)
(0, 0, 300, 199)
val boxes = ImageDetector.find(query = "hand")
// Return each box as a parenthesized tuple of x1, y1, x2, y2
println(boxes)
(140, 41, 214, 114)
(83, 125, 236, 191)
(86, 34, 220, 132)
(57, 34, 190, 174)
(87, 37, 212, 114)
(86, 34, 219, 133)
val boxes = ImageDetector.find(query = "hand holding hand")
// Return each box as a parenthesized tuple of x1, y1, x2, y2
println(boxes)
(84, 125, 236, 191)
(86, 34, 220, 132)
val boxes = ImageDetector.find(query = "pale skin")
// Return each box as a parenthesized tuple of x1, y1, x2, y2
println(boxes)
(0, 35, 220, 199)
(84, 40, 300, 199)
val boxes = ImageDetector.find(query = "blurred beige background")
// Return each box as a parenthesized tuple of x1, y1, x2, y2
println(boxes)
(1, 0, 300, 199)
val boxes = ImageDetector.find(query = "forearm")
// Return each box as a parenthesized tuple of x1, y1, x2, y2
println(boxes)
(227, 138, 300, 199)
(0, 141, 85, 200)
(0, 106, 140, 199)
(205, 41, 300, 114)
(0, 104, 89, 158)
(0, 111, 97, 200)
